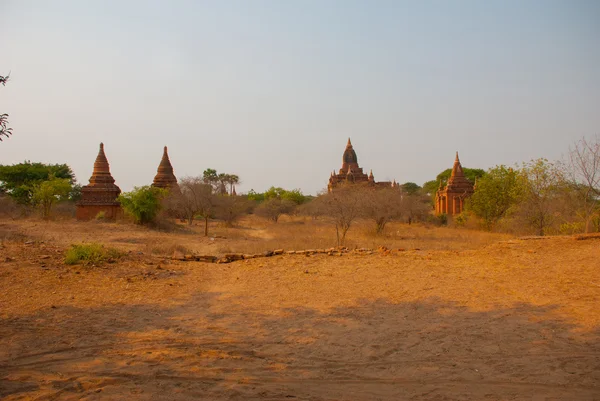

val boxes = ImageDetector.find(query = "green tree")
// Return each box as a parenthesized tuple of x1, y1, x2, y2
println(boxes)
(516, 159, 566, 236)
(1, 73, 12, 141)
(467, 165, 520, 230)
(118, 186, 167, 225)
(32, 177, 72, 219)
(247, 189, 265, 202)
(421, 180, 440, 204)
(401, 182, 421, 195)
(255, 198, 296, 222)
(280, 188, 307, 205)
(263, 186, 286, 200)
(436, 167, 485, 185)
(202, 168, 218, 188)
(228, 174, 240, 194)
(202, 169, 240, 195)
(255, 187, 307, 205)
(0, 161, 76, 204)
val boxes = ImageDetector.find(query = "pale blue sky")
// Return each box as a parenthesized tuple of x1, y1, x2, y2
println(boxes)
(1, 0, 598, 194)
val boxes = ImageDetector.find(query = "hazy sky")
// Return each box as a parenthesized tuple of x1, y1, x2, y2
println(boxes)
(1, 0, 598, 194)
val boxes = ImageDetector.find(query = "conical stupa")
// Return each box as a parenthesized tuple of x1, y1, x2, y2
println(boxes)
(76, 143, 122, 220)
(152, 146, 178, 190)
(435, 152, 474, 216)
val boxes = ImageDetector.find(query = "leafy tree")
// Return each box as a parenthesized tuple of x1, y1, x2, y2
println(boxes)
(421, 180, 440, 204)
(401, 182, 421, 195)
(467, 165, 520, 230)
(0, 73, 12, 141)
(255, 198, 296, 222)
(252, 186, 308, 205)
(225, 174, 240, 195)
(202, 168, 218, 188)
(247, 189, 265, 202)
(217, 173, 229, 195)
(202, 169, 240, 195)
(0, 162, 76, 204)
(436, 167, 485, 185)
(515, 159, 566, 236)
(263, 186, 286, 200)
(32, 177, 72, 219)
(118, 186, 167, 225)
(281, 188, 308, 205)
(69, 183, 82, 202)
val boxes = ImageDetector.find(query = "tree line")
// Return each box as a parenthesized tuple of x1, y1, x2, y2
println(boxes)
(465, 136, 599, 235)
(1, 136, 598, 239)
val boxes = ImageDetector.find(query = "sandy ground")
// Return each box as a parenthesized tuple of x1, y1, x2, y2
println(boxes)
(1, 222, 599, 400)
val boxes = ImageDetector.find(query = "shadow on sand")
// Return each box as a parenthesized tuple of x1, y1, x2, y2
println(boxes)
(1, 293, 599, 400)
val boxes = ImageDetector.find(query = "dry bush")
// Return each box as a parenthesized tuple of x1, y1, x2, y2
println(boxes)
(0, 195, 23, 220)
(307, 185, 364, 245)
(52, 201, 76, 220)
(214, 195, 254, 227)
(144, 237, 193, 256)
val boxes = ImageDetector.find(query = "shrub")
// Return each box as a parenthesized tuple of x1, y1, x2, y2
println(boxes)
(32, 177, 72, 219)
(255, 198, 296, 223)
(454, 213, 468, 227)
(118, 186, 167, 225)
(64, 243, 122, 266)
(95, 211, 106, 220)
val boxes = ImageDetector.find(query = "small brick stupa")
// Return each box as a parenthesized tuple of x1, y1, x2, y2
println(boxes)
(76, 143, 122, 220)
(152, 146, 178, 190)
(435, 152, 474, 215)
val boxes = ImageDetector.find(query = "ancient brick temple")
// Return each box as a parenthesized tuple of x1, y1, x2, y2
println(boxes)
(152, 146, 179, 190)
(76, 143, 122, 220)
(435, 152, 474, 215)
(328, 138, 395, 191)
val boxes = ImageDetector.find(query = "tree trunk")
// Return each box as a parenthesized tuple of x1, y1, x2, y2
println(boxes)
(585, 216, 590, 234)
(204, 216, 209, 236)
(340, 223, 350, 245)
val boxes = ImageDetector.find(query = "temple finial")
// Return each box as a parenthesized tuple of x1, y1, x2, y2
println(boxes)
(347, 137, 352, 146)
(455, 151, 459, 162)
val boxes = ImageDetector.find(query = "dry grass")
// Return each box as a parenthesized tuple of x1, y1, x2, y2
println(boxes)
(0, 215, 511, 258)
